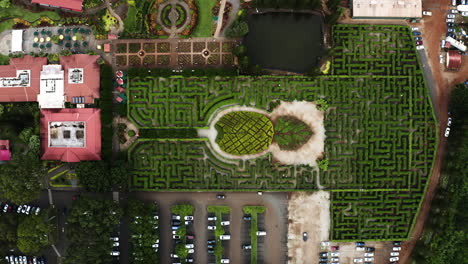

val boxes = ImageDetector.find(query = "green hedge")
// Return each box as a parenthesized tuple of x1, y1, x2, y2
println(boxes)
(99, 64, 113, 161)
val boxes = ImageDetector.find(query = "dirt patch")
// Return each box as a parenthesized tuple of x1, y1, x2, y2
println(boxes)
(287, 191, 330, 264)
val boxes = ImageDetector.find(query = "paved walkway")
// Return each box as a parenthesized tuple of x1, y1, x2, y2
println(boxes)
(214, 0, 228, 38)
(106, 0, 124, 35)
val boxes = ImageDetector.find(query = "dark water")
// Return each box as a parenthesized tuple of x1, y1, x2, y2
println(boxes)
(244, 12, 324, 73)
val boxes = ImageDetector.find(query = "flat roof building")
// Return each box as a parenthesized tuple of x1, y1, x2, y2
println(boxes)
(31, 0, 83, 12)
(352, 0, 422, 19)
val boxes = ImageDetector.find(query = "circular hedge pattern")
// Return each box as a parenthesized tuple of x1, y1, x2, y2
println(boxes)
(215, 111, 274, 155)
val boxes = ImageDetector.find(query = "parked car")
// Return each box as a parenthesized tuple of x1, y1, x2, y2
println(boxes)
(256, 231, 267, 236)
(208, 249, 215, 254)
(302, 232, 308, 241)
(364, 258, 374, 262)
(220, 259, 230, 264)
(184, 216, 194, 220)
(451, 9, 459, 13)
(390, 257, 400, 262)
(331, 246, 340, 251)
(422, 11, 432, 16)
(243, 215, 252, 221)
(185, 244, 194, 249)
(242, 244, 252, 250)
(172, 220, 181, 225)
(319, 258, 328, 262)
(110, 237, 119, 241)
(440, 54, 444, 64)
(187, 249, 194, 254)
(220, 221, 230, 226)
(110, 251, 120, 256)
(414, 37, 422, 41)
(364, 252, 374, 257)
(17, 205, 22, 214)
(185, 220, 193, 225)
(448, 28, 455, 32)
(390, 252, 400, 256)
(171, 225, 180, 230)
(220, 235, 231, 240)
(393, 247, 402, 251)
(441, 39, 446, 48)
(216, 194, 225, 199)
(447, 32, 456, 38)
(207, 239, 216, 244)
(416, 41, 423, 45)
(353, 258, 363, 263)
(356, 247, 365, 251)
(207, 216, 217, 221)
(186, 235, 195, 240)
(185, 258, 194, 263)
(207, 226, 216, 230)
(113, 242, 119, 247)
(446, 18, 455, 23)
(355, 242, 365, 247)
(331, 258, 339, 262)
(331, 252, 340, 257)
(412, 31, 421, 36)
(173, 235, 181, 240)
(365, 247, 375, 252)
(462, 11, 468, 16)
(321, 241, 330, 247)
(448, 117, 453, 126)
(411, 27, 419, 31)
(447, 14, 456, 18)
(207, 244, 215, 249)
(319, 252, 328, 257)
(172, 215, 181, 220)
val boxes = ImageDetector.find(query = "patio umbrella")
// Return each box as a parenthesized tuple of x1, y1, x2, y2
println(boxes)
(33, 37, 38, 42)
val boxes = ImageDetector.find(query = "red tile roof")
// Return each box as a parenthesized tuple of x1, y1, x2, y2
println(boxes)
(0, 140, 11, 161)
(104, 43, 111, 53)
(31, 0, 83, 12)
(40, 108, 101, 162)
(0, 56, 47, 102)
(60, 54, 100, 104)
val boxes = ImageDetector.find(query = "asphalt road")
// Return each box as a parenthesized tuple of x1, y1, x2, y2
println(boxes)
(133, 192, 288, 264)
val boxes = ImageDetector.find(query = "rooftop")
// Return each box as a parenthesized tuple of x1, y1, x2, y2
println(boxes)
(352, 0, 422, 18)
(31, 0, 83, 12)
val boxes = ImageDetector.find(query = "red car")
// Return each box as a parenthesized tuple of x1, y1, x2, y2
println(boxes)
(416, 41, 423, 45)
(331, 246, 340, 251)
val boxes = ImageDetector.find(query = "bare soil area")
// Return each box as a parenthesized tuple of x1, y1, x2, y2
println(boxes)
(287, 191, 329, 264)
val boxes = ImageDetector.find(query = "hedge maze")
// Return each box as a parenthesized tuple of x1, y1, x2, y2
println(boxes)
(127, 25, 437, 240)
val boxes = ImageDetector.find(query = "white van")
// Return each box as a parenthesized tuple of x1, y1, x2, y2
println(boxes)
(256, 231, 267, 236)
(220, 235, 231, 240)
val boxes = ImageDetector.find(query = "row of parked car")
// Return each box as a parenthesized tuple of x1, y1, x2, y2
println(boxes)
(1, 202, 41, 215)
(411, 27, 424, 50)
(171, 214, 195, 264)
(207, 214, 230, 263)
(4, 256, 45, 264)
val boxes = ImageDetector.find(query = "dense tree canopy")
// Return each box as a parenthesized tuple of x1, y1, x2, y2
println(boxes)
(0, 213, 18, 252)
(411, 84, 468, 263)
(252, 0, 322, 10)
(75, 161, 130, 192)
(17, 215, 53, 255)
(65, 195, 122, 264)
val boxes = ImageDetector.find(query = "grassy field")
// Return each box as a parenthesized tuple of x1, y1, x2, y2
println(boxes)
(192, 0, 217, 37)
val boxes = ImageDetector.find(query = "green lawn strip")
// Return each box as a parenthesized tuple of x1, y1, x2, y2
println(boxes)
(192, 0, 217, 37)
(0, 6, 60, 22)
(243, 206, 265, 264)
(172, 204, 194, 263)
(207, 206, 230, 263)
(123, 5, 138, 32)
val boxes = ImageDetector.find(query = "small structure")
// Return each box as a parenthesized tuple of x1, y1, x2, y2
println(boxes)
(107, 34, 117, 40)
(104, 43, 111, 53)
(37, 65, 66, 108)
(31, 0, 83, 12)
(40, 108, 101, 162)
(445, 36, 467, 52)
(352, 0, 422, 19)
(0, 140, 11, 161)
(11, 30, 23, 53)
(446, 50, 462, 71)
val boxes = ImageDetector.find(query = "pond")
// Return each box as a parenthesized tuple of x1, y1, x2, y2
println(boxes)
(244, 12, 324, 73)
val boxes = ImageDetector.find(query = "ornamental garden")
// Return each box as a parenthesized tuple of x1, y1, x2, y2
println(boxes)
(125, 24, 437, 241)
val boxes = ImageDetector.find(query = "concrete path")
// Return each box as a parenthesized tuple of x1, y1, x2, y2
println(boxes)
(214, 0, 227, 38)
(106, 0, 124, 35)
(220, 0, 241, 37)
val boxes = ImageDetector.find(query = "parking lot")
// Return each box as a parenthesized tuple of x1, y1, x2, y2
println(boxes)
(133, 192, 288, 264)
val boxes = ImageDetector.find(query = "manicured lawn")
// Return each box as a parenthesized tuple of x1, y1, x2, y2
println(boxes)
(0, 6, 60, 34)
(192, 0, 217, 37)
(123, 5, 138, 33)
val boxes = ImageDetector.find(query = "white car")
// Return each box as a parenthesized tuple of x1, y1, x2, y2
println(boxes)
(422, 11, 432, 16)
(448, 28, 455, 32)
(220, 235, 231, 240)
(390, 257, 400, 262)
(331, 257, 339, 262)
(445, 127, 451, 138)
(441, 40, 446, 48)
(448, 117, 452, 126)
(364, 252, 374, 257)
(151, 243, 159, 248)
(173, 235, 180, 239)
(207, 216, 217, 221)
(353, 258, 363, 263)
(207, 226, 216, 230)
(331, 252, 340, 257)
(321, 241, 330, 247)
(446, 18, 455, 23)
(112, 242, 119, 247)
(440, 54, 444, 64)
(390, 251, 400, 256)
(462, 11, 468, 16)
(172, 230, 177, 235)
(447, 14, 456, 18)
(256, 231, 267, 236)
(411, 27, 419, 31)
(110, 237, 119, 241)
(17, 205, 23, 214)
(184, 216, 194, 220)
(34, 207, 41, 215)
(110, 251, 120, 256)
(364, 258, 374, 262)
(187, 249, 194, 253)
(220, 259, 230, 263)
(185, 244, 194, 249)
(416, 45, 424, 50)
(450, 9, 459, 14)
(170, 254, 179, 258)
(393, 247, 402, 251)
(220, 221, 230, 226)
(356, 246, 365, 251)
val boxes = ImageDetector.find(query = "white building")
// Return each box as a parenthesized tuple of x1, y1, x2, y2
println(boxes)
(37, 65, 66, 109)
(352, 0, 422, 19)
(11, 30, 23, 53)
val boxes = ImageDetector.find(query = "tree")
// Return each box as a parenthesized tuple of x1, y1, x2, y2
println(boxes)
(110, 163, 130, 190)
(0, 213, 18, 252)
(0, 0, 11, 9)
(65, 195, 122, 264)
(17, 215, 52, 255)
(0, 155, 45, 204)
(75, 161, 111, 192)
(226, 20, 249, 38)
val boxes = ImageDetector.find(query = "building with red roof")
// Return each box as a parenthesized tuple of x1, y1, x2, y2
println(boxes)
(60, 54, 100, 105)
(31, 0, 83, 12)
(0, 140, 11, 161)
(446, 50, 462, 71)
(0, 56, 47, 102)
(40, 108, 101, 162)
